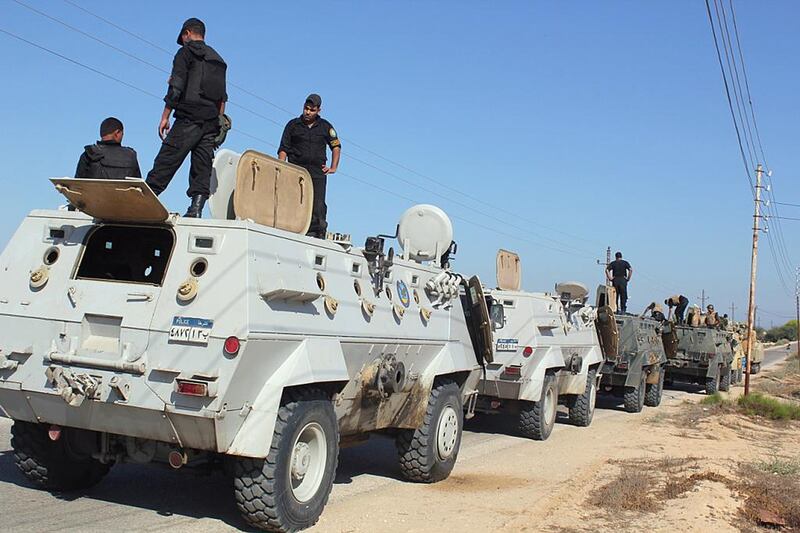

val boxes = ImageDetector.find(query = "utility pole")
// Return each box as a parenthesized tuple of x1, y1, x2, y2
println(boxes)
(730, 302, 736, 323)
(796, 266, 799, 361)
(698, 289, 708, 309)
(597, 246, 611, 287)
(744, 164, 764, 395)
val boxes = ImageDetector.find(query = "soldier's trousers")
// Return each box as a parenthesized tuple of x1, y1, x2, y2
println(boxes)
(146, 118, 218, 198)
(612, 278, 628, 313)
(304, 166, 328, 238)
(675, 297, 689, 323)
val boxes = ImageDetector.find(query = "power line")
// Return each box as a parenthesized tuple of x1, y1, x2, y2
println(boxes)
(57, 0, 604, 248)
(0, 26, 601, 264)
(703, 0, 754, 193)
(773, 201, 800, 208)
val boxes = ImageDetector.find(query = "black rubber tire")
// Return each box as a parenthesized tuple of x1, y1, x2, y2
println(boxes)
(644, 366, 665, 407)
(750, 362, 761, 374)
(705, 366, 720, 395)
(10, 421, 110, 491)
(568, 369, 596, 427)
(234, 388, 339, 533)
(519, 373, 557, 440)
(397, 380, 463, 483)
(623, 370, 646, 413)
(719, 365, 731, 392)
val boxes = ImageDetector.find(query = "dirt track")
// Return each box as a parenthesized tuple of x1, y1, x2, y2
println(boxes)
(0, 347, 791, 532)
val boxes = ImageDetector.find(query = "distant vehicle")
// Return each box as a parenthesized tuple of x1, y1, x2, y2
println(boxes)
(469, 251, 604, 440)
(662, 323, 735, 394)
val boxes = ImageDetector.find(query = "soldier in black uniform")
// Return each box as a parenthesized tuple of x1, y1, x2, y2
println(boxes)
(75, 117, 141, 179)
(278, 94, 341, 238)
(145, 18, 227, 217)
(605, 251, 633, 313)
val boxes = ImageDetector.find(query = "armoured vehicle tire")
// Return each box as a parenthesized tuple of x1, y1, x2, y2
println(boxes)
(750, 362, 761, 374)
(719, 365, 731, 392)
(519, 373, 557, 440)
(705, 366, 720, 395)
(644, 366, 664, 407)
(397, 379, 463, 483)
(234, 388, 339, 533)
(11, 421, 110, 491)
(623, 370, 646, 413)
(568, 369, 597, 427)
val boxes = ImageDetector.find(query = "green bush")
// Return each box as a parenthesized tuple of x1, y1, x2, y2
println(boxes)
(737, 393, 800, 420)
(700, 393, 728, 406)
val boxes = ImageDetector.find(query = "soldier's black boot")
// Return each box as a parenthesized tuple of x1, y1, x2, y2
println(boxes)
(184, 195, 206, 218)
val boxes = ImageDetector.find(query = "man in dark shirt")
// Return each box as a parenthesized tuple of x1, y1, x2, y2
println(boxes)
(75, 117, 141, 179)
(145, 18, 227, 217)
(278, 94, 341, 238)
(605, 251, 632, 313)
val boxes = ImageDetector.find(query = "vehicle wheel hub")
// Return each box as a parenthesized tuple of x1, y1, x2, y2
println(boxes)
(437, 406, 459, 460)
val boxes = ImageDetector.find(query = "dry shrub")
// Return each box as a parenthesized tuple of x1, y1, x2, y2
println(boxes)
(589, 469, 657, 513)
(739, 463, 800, 529)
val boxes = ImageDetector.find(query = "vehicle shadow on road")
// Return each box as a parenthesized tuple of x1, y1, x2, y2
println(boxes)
(334, 435, 405, 485)
(463, 411, 576, 439)
(0, 456, 257, 531)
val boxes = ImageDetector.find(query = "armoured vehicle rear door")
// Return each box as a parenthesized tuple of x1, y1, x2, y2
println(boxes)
(661, 322, 678, 358)
(463, 276, 494, 364)
(594, 285, 618, 358)
(51, 178, 169, 223)
(49, 178, 171, 379)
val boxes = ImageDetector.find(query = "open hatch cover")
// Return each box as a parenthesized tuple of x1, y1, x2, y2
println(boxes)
(51, 178, 169, 224)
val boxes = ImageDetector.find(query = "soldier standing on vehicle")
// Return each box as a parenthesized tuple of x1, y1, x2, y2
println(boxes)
(665, 294, 689, 324)
(605, 252, 632, 314)
(145, 18, 227, 218)
(278, 94, 341, 238)
(705, 304, 720, 328)
(75, 117, 141, 179)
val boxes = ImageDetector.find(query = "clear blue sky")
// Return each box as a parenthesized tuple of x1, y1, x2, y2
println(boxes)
(1, 1, 798, 326)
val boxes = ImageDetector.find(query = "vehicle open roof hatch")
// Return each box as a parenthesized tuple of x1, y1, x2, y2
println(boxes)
(496, 249, 521, 291)
(233, 150, 313, 234)
(51, 178, 169, 223)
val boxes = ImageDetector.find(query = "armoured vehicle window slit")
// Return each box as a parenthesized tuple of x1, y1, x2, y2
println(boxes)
(75, 225, 174, 286)
(49, 228, 66, 239)
(353, 279, 361, 296)
(411, 275, 419, 286)
(194, 237, 214, 249)
(43, 247, 60, 265)
(316, 273, 326, 291)
(351, 262, 361, 275)
(314, 254, 326, 268)
(190, 258, 208, 277)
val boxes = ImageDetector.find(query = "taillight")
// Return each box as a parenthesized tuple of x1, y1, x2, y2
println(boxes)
(522, 346, 533, 358)
(176, 380, 207, 396)
(224, 336, 241, 356)
(504, 366, 522, 376)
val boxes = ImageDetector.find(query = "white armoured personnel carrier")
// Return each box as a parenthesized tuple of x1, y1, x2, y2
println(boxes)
(469, 251, 604, 440)
(0, 150, 487, 532)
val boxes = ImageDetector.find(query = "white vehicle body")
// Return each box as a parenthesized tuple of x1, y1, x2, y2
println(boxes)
(472, 251, 604, 438)
(0, 150, 484, 531)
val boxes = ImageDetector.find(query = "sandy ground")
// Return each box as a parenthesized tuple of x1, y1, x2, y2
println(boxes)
(0, 347, 794, 532)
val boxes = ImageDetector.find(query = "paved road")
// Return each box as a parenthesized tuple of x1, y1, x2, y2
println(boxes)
(0, 347, 791, 532)
(764, 341, 796, 369)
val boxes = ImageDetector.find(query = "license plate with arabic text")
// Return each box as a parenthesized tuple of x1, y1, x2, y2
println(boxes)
(496, 338, 519, 352)
(169, 316, 213, 345)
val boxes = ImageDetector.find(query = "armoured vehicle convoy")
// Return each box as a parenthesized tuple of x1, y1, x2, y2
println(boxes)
(662, 323, 735, 394)
(594, 288, 667, 413)
(0, 150, 488, 532)
(470, 251, 604, 440)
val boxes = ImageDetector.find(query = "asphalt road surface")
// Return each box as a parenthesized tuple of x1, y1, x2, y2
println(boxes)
(0, 347, 792, 532)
